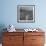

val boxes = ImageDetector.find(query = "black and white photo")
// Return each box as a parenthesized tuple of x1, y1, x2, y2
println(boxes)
(17, 5, 35, 23)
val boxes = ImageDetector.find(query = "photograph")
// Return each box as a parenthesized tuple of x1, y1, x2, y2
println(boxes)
(17, 5, 35, 23)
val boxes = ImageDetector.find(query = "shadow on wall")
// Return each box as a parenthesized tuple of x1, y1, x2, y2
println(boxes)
(0, 24, 7, 43)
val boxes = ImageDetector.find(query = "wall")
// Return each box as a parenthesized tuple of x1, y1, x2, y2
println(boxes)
(0, 0, 46, 29)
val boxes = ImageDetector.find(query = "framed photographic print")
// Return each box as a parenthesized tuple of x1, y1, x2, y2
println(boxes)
(17, 5, 35, 23)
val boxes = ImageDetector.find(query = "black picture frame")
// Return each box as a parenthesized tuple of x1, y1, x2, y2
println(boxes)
(17, 5, 35, 23)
